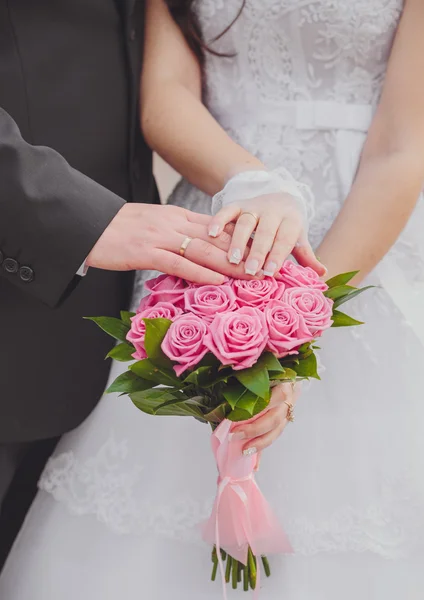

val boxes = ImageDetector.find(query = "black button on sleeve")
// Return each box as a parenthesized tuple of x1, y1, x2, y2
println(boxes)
(3, 258, 19, 274)
(19, 266, 34, 283)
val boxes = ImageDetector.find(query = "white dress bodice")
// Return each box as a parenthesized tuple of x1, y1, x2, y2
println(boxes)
(197, 0, 401, 112)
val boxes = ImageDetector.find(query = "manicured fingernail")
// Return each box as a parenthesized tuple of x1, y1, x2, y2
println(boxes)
(263, 261, 277, 277)
(229, 248, 242, 264)
(232, 431, 246, 441)
(208, 224, 220, 237)
(245, 259, 259, 275)
(243, 446, 258, 456)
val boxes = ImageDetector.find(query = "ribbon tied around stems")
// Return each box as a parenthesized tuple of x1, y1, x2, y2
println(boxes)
(202, 419, 293, 598)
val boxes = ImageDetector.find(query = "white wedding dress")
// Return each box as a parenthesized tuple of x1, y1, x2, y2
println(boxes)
(2, 2, 424, 599)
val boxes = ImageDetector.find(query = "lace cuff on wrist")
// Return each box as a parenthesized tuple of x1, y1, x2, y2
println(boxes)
(211, 167, 315, 225)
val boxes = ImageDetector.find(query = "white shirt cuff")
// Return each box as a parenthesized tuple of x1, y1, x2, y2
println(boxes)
(76, 259, 89, 277)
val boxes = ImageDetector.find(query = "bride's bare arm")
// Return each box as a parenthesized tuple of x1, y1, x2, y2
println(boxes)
(141, 0, 263, 196)
(317, 0, 424, 283)
(141, 0, 324, 278)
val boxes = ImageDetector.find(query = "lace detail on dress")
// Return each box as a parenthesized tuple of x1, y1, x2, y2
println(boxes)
(196, 0, 402, 108)
(39, 433, 423, 558)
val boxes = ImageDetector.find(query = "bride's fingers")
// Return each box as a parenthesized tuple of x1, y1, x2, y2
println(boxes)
(262, 218, 302, 277)
(254, 451, 262, 471)
(236, 382, 299, 454)
(292, 230, 327, 276)
(227, 211, 259, 268)
(242, 418, 286, 454)
(208, 205, 241, 238)
(244, 214, 279, 275)
(233, 405, 282, 442)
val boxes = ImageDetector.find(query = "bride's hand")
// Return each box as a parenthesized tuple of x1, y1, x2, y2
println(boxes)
(231, 382, 300, 456)
(209, 194, 326, 278)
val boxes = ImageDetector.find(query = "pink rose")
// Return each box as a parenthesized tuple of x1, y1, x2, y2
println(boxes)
(205, 307, 268, 370)
(278, 260, 328, 291)
(135, 275, 188, 311)
(184, 284, 237, 324)
(161, 314, 209, 376)
(232, 278, 285, 310)
(127, 302, 183, 360)
(265, 300, 313, 358)
(283, 287, 333, 336)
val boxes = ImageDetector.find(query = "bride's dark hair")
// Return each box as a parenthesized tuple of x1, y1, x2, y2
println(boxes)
(165, 1, 246, 66)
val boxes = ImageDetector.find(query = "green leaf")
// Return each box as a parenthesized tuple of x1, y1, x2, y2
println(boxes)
(324, 285, 355, 300)
(297, 342, 311, 354)
(333, 286, 374, 309)
(154, 394, 205, 418)
(222, 383, 247, 409)
(325, 271, 359, 289)
(227, 394, 269, 421)
(183, 366, 216, 387)
(331, 309, 364, 327)
(236, 390, 265, 416)
(235, 358, 271, 400)
(259, 352, 285, 373)
(85, 316, 130, 343)
(143, 318, 174, 368)
(271, 366, 297, 381)
(131, 359, 180, 387)
(292, 352, 320, 379)
(106, 371, 154, 394)
(106, 342, 135, 362)
(203, 403, 228, 425)
(251, 396, 269, 417)
(130, 388, 203, 418)
(120, 311, 136, 326)
(227, 407, 253, 422)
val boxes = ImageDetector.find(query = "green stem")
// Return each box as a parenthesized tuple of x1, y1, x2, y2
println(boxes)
(232, 558, 239, 589)
(238, 561, 242, 583)
(248, 548, 257, 590)
(261, 555, 271, 577)
(225, 555, 232, 583)
(211, 560, 218, 581)
(243, 564, 249, 591)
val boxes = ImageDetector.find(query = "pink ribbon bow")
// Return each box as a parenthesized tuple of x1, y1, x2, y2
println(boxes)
(202, 419, 292, 597)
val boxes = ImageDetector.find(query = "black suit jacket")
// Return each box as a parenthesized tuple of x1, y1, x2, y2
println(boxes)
(0, 0, 156, 442)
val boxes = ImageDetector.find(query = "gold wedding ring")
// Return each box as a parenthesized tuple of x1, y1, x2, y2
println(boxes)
(284, 400, 295, 423)
(241, 211, 259, 222)
(179, 236, 193, 257)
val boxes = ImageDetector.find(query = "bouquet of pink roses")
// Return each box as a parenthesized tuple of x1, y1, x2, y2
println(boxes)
(87, 262, 370, 595)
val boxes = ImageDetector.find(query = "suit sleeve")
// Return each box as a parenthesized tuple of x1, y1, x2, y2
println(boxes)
(0, 107, 126, 307)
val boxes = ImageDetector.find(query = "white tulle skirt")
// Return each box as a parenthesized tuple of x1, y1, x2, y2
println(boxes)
(1, 285, 424, 600)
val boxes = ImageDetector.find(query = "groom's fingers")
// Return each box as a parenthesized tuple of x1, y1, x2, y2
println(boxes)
(182, 237, 260, 281)
(150, 249, 226, 286)
(182, 223, 236, 253)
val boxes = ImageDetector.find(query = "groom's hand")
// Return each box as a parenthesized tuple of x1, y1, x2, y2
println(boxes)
(86, 203, 255, 285)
